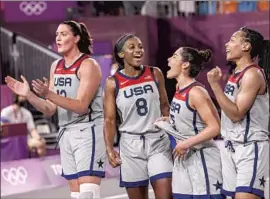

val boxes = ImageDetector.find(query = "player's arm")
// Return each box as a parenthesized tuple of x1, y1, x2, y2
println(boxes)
(45, 58, 102, 114)
(211, 68, 264, 123)
(104, 77, 117, 152)
(26, 61, 58, 116)
(104, 77, 121, 167)
(153, 67, 170, 117)
(184, 87, 220, 148)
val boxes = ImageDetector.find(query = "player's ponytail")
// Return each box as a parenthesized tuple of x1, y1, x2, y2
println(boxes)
(78, 23, 93, 55)
(62, 20, 93, 55)
(114, 34, 135, 70)
(181, 47, 212, 78)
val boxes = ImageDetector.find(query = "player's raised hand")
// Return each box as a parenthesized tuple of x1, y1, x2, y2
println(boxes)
(207, 66, 222, 86)
(107, 149, 122, 168)
(5, 75, 30, 97)
(32, 77, 49, 98)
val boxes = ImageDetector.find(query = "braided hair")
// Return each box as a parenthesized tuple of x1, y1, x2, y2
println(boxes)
(240, 27, 270, 84)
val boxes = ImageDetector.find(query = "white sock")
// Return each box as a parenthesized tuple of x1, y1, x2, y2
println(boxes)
(71, 192, 80, 199)
(79, 183, 100, 199)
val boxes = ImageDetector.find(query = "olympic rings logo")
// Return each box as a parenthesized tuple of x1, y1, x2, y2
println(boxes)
(1, 166, 28, 185)
(19, 1, 47, 16)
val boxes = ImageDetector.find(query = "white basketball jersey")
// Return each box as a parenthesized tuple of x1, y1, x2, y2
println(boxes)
(53, 54, 103, 127)
(170, 82, 214, 147)
(221, 65, 269, 143)
(114, 66, 161, 134)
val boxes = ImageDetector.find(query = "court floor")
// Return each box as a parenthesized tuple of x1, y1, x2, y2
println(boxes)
(2, 178, 155, 199)
(2, 176, 269, 199)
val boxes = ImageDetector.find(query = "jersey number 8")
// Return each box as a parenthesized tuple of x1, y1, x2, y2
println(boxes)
(135, 98, 148, 116)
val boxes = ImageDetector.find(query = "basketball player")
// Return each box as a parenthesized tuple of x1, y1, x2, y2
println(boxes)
(5, 20, 105, 199)
(207, 27, 269, 199)
(104, 34, 173, 199)
(161, 47, 222, 198)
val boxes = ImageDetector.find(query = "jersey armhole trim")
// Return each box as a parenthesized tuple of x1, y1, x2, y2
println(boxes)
(112, 75, 119, 97)
(149, 67, 159, 88)
(185, 83, 205, 112)
(54, 59, 63, 73)
(186, 91, 196, 112)
(75, 54, 90, 80)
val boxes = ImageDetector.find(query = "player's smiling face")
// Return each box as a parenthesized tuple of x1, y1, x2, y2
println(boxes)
(121, 37, 144, 68)
(225, 31, 250, 62)
(167, 48, 185, 79)
(55, 24, 80, 55)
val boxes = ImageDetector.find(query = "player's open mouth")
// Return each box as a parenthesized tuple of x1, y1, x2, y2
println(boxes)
(133, 55, 142, 61)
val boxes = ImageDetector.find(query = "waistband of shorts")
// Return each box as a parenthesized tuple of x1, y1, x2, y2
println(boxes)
(223, 139, 269, 146)
(59, 122, 98, 131)
(120, 131, 165, 139)
(188, 140, 216, 150)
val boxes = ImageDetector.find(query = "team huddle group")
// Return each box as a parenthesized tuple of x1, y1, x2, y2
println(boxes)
(5, 20, 269, 199)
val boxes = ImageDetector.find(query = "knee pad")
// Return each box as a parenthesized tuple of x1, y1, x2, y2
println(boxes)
(70, 192, 79, 199)
(79, 183, 100, 199)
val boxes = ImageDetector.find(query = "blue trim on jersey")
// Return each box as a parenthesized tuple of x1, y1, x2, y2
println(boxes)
(90, 124, 96, 171)
(250, 142, 258, 188)
(77, 170, 105, 178)
(192, 112, 199, 135)
(244, 111, 250, 143)
(179, 82, 197, 93)
(63, 53, 86, 70)
(119, 141, 124, 186)
(149, 67, 159, 88)
(112, 75, 120, 97)
(120, 179, 149, 188)
(235, 186, 264, 198)
(200, 150, 210, 196)
(118, 65, 145, 80)
(236, 64, 256, 88)
(150, 172, 172, 183)
(173, 193, 223, 199)
(75, 54, 89, 80)
(169, 134, 177, 149)
(186, 92, 196, 112)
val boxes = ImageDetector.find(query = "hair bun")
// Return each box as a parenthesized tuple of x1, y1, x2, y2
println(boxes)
(198, 49, 212, 63)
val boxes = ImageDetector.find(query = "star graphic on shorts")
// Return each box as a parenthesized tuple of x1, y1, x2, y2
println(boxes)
(259, 176, 266, 187)
(213, 180, 222, 191)
(97, 159, 104, 168)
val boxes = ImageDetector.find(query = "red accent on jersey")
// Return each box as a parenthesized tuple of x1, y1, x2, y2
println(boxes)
(174, 90, 188, 101)
(54, 54, 89, 75)
(115, 66, 155, 89)
(228, 64, 260, 84)
(174, 82, 205, 101)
